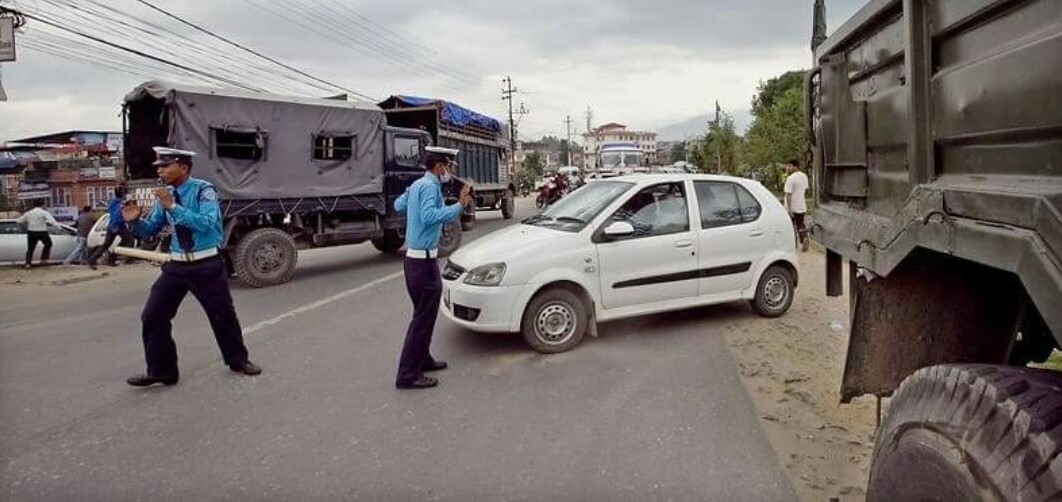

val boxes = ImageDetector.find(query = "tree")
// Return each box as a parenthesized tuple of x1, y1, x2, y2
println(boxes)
(744, 86, 805, 193)
(751, 70, 806, 118)
(700, 112, 742, 174)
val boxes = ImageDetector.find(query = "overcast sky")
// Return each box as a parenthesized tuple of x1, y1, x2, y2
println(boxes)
(0, 0, 867, 143)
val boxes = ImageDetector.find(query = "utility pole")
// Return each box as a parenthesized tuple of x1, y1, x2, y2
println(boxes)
(585, 106, 593, 133)
(502, 76, 517, 175)
(564, 114, 574, 166)
(714, 100, 722, 173)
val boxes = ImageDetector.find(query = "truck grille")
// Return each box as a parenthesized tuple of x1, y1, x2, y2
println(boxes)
(442, 260, 465, 281)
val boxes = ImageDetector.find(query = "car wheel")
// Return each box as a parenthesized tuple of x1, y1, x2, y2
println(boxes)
(438, 219, 462, 258)
(521, 287, 588, 354)
(750, 265, 794, 317)
(233, 227, 297, 288)
(501, 193, 515, 220)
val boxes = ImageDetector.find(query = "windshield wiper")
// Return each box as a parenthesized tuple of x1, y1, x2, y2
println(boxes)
(554, 217, 586, 225)
(523, 214, 552, 224)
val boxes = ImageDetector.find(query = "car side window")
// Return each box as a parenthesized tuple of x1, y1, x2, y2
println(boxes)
(0, 222, 19, 235)
(605, 182, 689, 239)
(735, 185, 762, 223)
(694, 181, 743, 229)
(47, 225, 70, 236)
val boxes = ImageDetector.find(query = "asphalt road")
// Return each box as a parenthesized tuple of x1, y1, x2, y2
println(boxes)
(0, 198, 797, 501)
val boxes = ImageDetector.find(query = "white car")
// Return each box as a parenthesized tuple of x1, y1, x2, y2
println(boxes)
(441, 174, 799, 353)
(0, 219, 79, 264)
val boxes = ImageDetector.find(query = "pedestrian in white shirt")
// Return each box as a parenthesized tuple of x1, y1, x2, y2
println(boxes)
(15, 199, 60, 269)
(783, 159, 810, 252)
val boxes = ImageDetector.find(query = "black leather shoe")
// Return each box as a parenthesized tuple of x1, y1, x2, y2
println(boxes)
(229, 361, 262, 376)
(126, 374, 178, 387)
(396, 376, 438, 389)
(424, 360, 448, 372)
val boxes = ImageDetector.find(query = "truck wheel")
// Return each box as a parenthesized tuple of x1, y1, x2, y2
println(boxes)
(233, 227, 297, 288)
(501, 193, 515, 219)
(371, 229, 404, 255)
(461, 207, 476, 232)
(750, 265, 794, 317)
(868, 364, 1062, 502)
(438, 219, 462, 258)
(520, 287, 589, 354)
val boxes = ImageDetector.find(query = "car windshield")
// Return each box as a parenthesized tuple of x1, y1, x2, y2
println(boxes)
(524, 181, 633, 232)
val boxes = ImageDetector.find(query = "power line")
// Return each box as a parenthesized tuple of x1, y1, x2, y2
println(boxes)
(131, 0, 375, 101)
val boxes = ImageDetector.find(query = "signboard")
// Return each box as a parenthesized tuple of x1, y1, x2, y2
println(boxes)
(0, 17, 14, 62)
(98, 167, 117, 179)
(50, 206, 78, 222)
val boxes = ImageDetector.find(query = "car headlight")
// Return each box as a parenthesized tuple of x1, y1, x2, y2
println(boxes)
(464, 262, 506, 286)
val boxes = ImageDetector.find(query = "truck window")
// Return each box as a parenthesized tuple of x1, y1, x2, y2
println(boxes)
(214, 128, 265, 161)
(394, 136, 421, 167)
(313, 134, 356, 161)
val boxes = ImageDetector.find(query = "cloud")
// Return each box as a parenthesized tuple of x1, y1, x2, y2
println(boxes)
(0, 0, 869, 142)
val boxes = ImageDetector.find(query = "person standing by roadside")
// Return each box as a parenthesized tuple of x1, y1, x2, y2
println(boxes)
(393, 146, 472, 390)
(87, 184, 134, 269)
(784, 158, 811, 252)
(63, 206, 96, 265)
(121, 147, 261, 387)
(15, 199, 59, 269)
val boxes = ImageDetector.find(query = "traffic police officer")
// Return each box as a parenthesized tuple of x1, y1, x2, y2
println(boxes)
(394, 146, 471, 389)
(123, 147, 262, 387)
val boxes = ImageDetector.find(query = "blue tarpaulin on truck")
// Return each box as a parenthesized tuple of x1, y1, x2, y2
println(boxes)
(383, 96, 502, 132)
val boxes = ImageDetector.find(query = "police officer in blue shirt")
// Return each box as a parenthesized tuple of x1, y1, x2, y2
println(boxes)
(121, 147, 262, 387)
(394, 146, 472, 389)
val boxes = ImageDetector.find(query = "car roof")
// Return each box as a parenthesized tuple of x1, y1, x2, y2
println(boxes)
(596, 173, 763, 188)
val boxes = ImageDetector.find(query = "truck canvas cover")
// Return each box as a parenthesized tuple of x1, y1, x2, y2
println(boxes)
(377, 95, 502, 132)
(124, 81, 386, 200)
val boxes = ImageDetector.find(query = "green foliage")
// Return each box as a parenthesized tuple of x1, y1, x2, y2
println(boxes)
(700, 112, 741, 174)
(744, 86, 805, 193)
(751, 70, 806, 117)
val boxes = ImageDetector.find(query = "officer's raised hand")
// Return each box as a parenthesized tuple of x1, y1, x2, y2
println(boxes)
(121, 200, 142, 222)
(153, 187, 175, 209)
(459, 184, 472, 207)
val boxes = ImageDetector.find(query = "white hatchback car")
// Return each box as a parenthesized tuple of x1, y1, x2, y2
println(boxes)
(441, 174, 799, 353)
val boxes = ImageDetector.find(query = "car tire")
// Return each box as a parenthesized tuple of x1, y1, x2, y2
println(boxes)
(501, 193, 515, 220)
(521, 287, 589, 354)
(867, 364, 1062, 502)
(461, 207, 476, 232)
(750, 265, 794, 317)
(371, 229, 404, 255)
(233, 227, 297, 288)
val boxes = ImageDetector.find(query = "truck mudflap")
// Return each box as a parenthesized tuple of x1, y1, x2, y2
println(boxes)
(841, 250, 1024, 403)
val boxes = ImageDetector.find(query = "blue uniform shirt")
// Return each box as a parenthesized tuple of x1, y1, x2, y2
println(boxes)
(106, 197, 126, 231)
(394, 172, 463, 251)
(131, 177, 224, 254)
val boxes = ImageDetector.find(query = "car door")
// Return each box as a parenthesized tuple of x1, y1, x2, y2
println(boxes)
(594, 181, 698, 310)
(0, 221, 23, 262)
(692, 180, 769, 297)
(47, 224, 77, 259)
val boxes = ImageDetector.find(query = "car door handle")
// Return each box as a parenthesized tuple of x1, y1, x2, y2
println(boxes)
(749, 230, 765, 237)
(675, 240, 693, 248)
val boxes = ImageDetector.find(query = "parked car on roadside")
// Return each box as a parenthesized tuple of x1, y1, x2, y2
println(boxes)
(0, 219, 79, 264)
(441, 174, 799, 353)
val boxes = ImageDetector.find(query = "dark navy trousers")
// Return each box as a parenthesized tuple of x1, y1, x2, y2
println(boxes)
(141, 255, 249, 377)
(396, 257, 443, 385)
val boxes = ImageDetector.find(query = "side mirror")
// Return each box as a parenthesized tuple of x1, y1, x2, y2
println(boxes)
(603, 221, 635, 238)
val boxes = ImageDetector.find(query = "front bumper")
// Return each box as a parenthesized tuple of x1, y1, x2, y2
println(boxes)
(440, 280, 524, 333)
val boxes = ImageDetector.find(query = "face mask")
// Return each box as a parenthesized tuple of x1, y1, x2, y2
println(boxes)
(439, 169, 452, 183)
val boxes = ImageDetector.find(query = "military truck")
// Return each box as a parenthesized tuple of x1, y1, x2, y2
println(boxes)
(122, 81, 468, 287)
(807, 1, 1062, 499)
(377, 96, 517, 231)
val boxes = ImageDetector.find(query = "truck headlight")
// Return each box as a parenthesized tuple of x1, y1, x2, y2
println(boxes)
(464, 263, 506, 286)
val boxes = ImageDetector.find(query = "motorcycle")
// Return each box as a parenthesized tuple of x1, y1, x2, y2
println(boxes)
(535, 178, 568, 208)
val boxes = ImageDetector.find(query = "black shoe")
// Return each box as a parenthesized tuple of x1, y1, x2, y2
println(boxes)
(423, 360, 448, 372)
(229, 361, 262, 376)
(126, 374, 179, 387)
(396, 376, 438, 389)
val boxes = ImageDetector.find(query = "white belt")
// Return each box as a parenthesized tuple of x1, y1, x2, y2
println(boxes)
(170, 247, 220, 262)
(406, 248, 438, 259)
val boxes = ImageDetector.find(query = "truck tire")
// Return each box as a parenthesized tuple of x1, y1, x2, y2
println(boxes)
(438, 219, 462, 258)
(750, 265, 794, 317)
(868, 364, 1062, 502)
(520, 287, 589, 354)
(501, 193, 515, 219)
(233, 227, 297, 288)
(371, 229, 404, 255)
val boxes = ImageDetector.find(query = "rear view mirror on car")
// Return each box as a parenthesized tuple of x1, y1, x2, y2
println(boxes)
(603, 221, 635, 237)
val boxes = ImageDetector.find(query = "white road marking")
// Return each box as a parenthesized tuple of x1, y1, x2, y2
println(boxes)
(243, 271, 404, 335)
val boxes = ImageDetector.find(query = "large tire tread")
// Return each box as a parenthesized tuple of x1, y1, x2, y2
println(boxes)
(869, 364, 1062, 502)
(233, 227, 297, 288)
